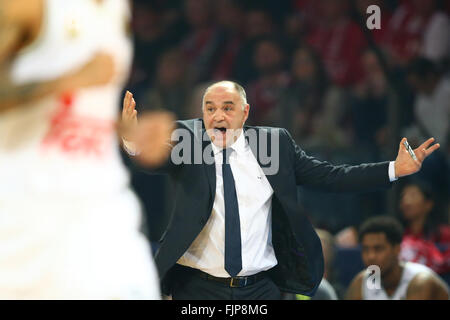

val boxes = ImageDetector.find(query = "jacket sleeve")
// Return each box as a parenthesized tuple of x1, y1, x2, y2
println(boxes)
(284, 129, 392, 193)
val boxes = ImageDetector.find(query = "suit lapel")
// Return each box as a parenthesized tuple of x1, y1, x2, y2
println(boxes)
(197, 120, 216, 197)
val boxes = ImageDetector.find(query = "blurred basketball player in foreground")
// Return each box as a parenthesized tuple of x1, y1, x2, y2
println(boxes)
(0, 0, 173, 299)
(346, 216, 449, 300)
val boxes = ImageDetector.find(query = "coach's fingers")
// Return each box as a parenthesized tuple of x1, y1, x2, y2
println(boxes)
(417, 137, 435, 151)
(418, 142, 440, 159)
(414, 137, 440, 161)
(122, 91, 131, 117)
(130, 97, 136, 114)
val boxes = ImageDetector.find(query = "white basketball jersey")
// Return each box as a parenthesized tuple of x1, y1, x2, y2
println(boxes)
(0, 0, 132, 197)
(0, 0, 160, 299)
(362, 262, 434, 300)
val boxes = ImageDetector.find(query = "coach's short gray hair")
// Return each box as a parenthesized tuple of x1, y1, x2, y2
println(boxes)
(202, 81, 248, 111)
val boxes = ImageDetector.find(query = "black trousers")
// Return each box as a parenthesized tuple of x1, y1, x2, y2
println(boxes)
(171, 265, 281, 300)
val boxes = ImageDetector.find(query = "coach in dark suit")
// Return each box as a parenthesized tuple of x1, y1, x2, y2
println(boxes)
(121, 81, 440, 300)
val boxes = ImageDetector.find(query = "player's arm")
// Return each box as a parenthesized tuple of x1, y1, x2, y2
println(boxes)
(0, 66, 72, 113)
(0, 0, 30, 63)
(406, 272, 449, 300)
(0, 0, 60, 112)
(0, 0, 115, 113)
(345, 271, 364, 300)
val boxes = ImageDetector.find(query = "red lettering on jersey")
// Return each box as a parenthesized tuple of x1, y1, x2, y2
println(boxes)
(41, 92, 115, 158)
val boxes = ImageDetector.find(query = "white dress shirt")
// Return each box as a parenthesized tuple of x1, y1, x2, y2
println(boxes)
(123, 130, 398, 278)
(177, 131, 278, 277)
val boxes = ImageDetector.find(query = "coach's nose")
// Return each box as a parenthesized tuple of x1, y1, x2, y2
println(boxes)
(213, 109, 225, 122)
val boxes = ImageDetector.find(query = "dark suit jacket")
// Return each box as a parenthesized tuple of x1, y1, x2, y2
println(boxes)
(143, 119, 392, 296)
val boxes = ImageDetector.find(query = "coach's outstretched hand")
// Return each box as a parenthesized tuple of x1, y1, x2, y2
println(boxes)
(394, 137, 440, 178)
(120, 90, 175, 167)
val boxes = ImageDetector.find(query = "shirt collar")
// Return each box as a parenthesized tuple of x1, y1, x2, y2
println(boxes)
(211, 129, 247, 156)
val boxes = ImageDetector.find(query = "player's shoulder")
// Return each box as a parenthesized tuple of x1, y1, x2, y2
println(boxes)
(409, 270, 441, 289)
(407, 264, 449, 299)
(345, 270, 366, 300)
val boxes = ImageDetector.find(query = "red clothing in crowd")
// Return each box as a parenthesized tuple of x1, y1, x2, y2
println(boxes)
(384, 3, 429, 65)
(247, 72, 291, 125)
(400, 225, 450, 274)
(307, 19, 367, 87)
(370, 10, 392, 46)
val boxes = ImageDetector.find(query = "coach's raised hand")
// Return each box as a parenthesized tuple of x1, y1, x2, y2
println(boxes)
(121, 90, 139, 141)
(120, 90, 175, 167)
(394, 137, 440, 178)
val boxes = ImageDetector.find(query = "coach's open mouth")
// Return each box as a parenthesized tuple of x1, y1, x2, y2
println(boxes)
(214, 127, 227, 137)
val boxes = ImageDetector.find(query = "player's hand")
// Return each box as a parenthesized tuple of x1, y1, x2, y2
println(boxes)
(63, 52, 116, 90)
(394, 137, 440, 178)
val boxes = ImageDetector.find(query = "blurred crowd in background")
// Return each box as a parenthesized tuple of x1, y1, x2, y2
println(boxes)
(121, 0, 450, 298)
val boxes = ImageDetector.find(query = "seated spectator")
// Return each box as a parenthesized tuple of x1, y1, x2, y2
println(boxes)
(316, 228, 336, 281)
(232, 8, 277, 85)
(403, 57, 450, 200)
(276, 45, 328, 146)
(346, 216, 449, 299)
(349, 49, 390, 156)
(245, 6, 277, 39)
(398, 180, 450, 274)
(404, 57, 450, 151)
(180, 0, 222, 84)
(142, 48, 191, 119)
(288, 228, 339, 300)
(210, 0, 246, 80)
(335, 225, 359, 248)
(283, 0, 318, 51)
(313, 228, 340, 299)
(383, 0, 450, 67)
(129, 2, 175, 88)
(247, 37, 290, 126)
